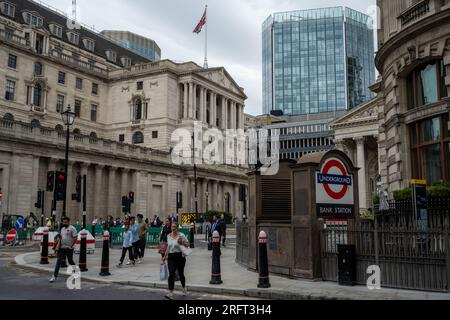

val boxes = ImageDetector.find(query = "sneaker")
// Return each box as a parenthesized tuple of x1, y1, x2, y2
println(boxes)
(138, 259, 143, 264)
(49, 276, 56, 283)
(126, 261, 133, 265)
(117, 263, 123, 268)
(165, 292, 174, 300)
(182, 287, 187, 296)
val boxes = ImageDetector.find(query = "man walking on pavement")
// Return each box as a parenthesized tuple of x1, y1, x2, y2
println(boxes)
(137, 214, 148, 263)
(129, 216, 141, 264)
(50, 217, 78, 283)
(219, 214, 227, 247)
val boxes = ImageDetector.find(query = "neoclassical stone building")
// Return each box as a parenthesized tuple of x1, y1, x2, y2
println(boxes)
(332, 0, 450, 202)
(0, 0, 248, 221)
(375, 0, 450, 193)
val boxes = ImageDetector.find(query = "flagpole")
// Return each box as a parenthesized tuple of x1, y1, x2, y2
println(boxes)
(204, 4, 208, 69)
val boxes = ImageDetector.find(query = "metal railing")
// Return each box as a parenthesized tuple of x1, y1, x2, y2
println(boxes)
(399, 0, 430, 26)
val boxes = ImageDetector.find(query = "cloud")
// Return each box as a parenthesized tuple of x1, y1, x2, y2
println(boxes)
(43, 0, 375, 115)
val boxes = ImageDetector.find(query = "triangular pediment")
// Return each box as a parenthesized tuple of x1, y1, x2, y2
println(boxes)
(195, 68, 247, 99)
(331, 97, 380, 128)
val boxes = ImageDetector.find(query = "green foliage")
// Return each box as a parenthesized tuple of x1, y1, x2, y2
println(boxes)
(393, 183, 450, 200)
(427, 182, 450, 198)
(372, 194, 380, 205)
(200, 211, 233, 224)
(393, 188, 412, 201)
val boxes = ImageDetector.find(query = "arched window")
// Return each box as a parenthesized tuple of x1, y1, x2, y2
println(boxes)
(89, 132, 97, 140)
(132, 131, 144, 144)
(73, 128, 81, 135)
(55, 125, 64, 133)
(134, 98, 142, 120)
(31, 119, 41, 128)
(33, 82, 43, 107)
(3, 113, 14, 121)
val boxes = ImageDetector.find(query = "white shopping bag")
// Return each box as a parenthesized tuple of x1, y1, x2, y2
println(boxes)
(160, 263, 168, 281)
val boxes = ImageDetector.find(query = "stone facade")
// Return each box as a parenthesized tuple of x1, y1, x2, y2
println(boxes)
(0, 1, 248, 221)
(376, 0, 450, 193)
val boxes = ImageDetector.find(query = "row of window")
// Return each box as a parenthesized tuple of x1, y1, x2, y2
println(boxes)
(271, 123, 330, 136)
(279, 137, 333, 150)
(4, 79, 99, 122)
(7, 53, 100, 95)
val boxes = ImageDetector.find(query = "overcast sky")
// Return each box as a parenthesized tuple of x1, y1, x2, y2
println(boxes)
(43, 0, 375, 115)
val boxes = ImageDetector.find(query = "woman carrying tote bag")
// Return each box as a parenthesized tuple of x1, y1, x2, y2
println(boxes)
(162, 221, 191, 299)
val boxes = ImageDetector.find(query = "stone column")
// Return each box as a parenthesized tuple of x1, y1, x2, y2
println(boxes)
(202, 179, 208, 212)
(189, 82, 194, 119)
(192, 83, 197, 120)
(79, 162, 89, 223)
(183, 177, 190, 213)
(234, 184, 240, 220)
(222, 97, 228, 129)
(107, 166, 117, 218)
(120, 168, 130, 199)
(199, 87, 205, 122)
(132, 170, 141, 215)
(183, 82, 188, 119)
(355, 137, 367, 214)
(211, 180, 218, 211)
(93, 164, 104, 221)
(231, 102, 236, 130)
(209, 92, 214, 126)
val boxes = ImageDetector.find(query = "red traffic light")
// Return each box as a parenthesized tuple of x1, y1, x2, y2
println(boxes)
(58, 174, 65, 181)
(0, 191, 3, 199)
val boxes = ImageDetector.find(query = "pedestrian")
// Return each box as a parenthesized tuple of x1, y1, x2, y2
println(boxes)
(129, 216, 140, 263)
(159, 218, 172, 258)
(117, 223, 135, 267)
(137, 214, 148, 263)
(49, 217, 78, 283)
(162, 221, 190, 299)
(219, 214, 227, 247)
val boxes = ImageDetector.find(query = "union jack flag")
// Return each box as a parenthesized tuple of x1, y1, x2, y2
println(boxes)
(193, 8, 207, 34)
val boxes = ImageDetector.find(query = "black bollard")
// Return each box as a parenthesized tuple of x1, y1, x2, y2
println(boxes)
(210, 231, 223, 285)
(189, 222, 195, 249)
(41, 215, 44, 227)
(91, 224, 96, 238)
(78, 229, 88, 272)
(257, 231, 271, 288)
(40, 227, 49, 265)
(99, 231, 111, 276)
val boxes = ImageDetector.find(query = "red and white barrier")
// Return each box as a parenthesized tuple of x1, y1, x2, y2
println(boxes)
(74, 230, 95, 254)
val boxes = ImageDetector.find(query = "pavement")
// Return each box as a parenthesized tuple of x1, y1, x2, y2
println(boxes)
(11, 236, 450, 300)
(0, 244, 252, 300)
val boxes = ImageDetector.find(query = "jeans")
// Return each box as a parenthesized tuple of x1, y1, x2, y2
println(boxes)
(168, 252, 186, 291)
(132, 240, 141, 260)
(139, 238, 146, 258)
(54, 248, 76, 278)
(120, 247, 134, 263)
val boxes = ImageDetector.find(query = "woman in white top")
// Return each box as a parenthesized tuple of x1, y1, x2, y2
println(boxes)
(162, 221, 190, 299)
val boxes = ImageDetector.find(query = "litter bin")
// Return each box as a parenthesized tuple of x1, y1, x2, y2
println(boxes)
(338, 244, 356, 286)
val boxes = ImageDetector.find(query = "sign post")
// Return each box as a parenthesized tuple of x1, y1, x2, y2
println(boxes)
(316, 157, 355, 220)
(411, 179, 428, 232)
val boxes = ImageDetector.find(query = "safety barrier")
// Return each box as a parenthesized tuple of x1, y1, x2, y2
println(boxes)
(108, 227, 191, 246)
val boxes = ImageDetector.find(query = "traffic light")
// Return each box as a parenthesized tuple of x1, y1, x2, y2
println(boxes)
(55, 171, 66, 201)
(74, 174, 82, 202)
(177, 192, 183, 209)
(0, 188, 3, 202)
(129, 192, 135, 204)
(47, 171, 55, 192)
(35, 190, 44, 209)
(122, 196, 130, 214)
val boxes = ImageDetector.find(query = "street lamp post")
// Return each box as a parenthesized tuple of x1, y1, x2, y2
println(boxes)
(61, 106, 76, 220)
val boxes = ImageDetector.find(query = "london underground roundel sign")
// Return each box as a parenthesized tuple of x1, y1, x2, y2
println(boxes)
(316, 157, 355, 219)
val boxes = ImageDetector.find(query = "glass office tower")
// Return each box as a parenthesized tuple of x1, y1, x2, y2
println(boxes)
(262, 7, 375, 116)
